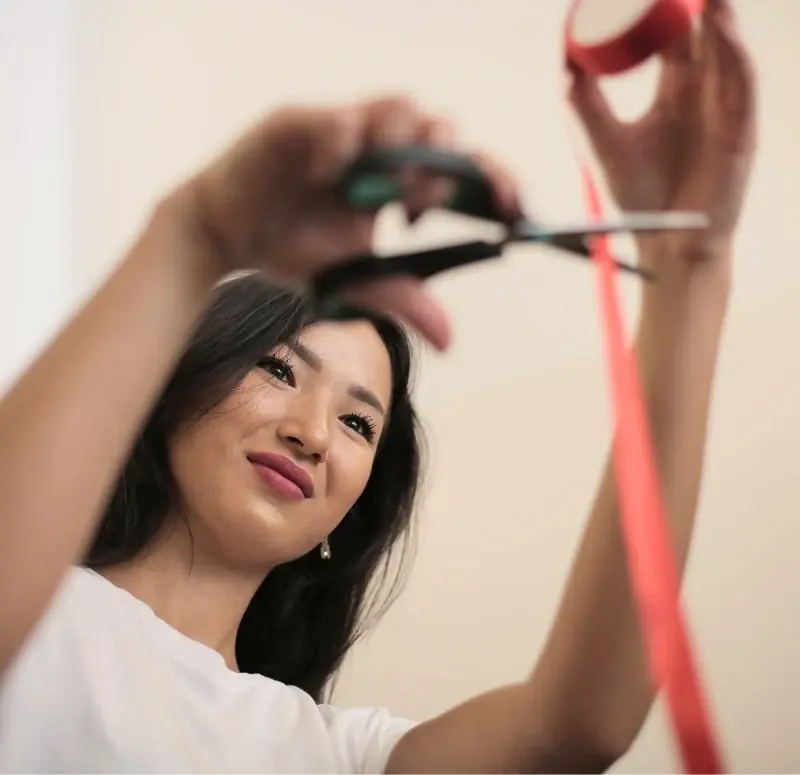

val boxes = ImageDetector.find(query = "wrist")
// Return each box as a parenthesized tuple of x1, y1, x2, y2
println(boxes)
(637, 236, 732, 316)
(633, 239, 732, 383)
(156, 185, 233, 287)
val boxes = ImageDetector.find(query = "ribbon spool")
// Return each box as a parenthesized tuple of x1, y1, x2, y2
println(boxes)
(562, 1, 725, 773)
(566, 0, 702, 75)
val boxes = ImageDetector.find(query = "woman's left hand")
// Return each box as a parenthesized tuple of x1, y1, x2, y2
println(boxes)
(568, 0, 756, 266)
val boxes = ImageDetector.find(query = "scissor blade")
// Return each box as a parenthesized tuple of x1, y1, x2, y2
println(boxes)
(507, 223, 654, 280)
(311, 240, 504, 304)
(517, 211, 710, 242)
(564, 249, 655, 281)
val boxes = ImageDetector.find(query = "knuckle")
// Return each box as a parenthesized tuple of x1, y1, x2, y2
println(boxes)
(382, 94, 418, 115)
(424, 116, 455, 145)
(362, 93, 419, 123)
(323, 107, 358, 139)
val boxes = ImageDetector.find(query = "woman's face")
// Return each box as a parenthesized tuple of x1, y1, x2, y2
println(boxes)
(168, 319, 393, 570)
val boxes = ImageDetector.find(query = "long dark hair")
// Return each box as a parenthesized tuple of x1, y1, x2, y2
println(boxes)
(85, 273, 423, 701)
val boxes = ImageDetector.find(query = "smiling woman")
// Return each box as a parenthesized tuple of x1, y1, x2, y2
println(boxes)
(0, 34, 755, 769)
(87, 275, 423, 701)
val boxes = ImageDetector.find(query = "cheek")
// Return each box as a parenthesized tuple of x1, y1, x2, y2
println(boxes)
(220, 375, 277, 417)
(169, 420, 236, 507)
(201, 376, 288, 446)
(328, 444, 377, 513)
(168, 386, 272, 498)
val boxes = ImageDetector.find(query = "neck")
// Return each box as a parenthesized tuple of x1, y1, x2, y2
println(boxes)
(100, 528, 265, 671)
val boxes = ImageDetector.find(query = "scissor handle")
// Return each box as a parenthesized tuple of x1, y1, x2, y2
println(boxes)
(340, 145, 507, 223)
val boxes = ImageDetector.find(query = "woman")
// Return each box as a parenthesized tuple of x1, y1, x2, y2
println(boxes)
(0, 2, 754, 772)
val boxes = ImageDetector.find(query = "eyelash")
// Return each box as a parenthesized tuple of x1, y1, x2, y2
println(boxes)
(256, 356, 378, 443)
(342, 412, 377, 443)
(257, 354, 296, 387)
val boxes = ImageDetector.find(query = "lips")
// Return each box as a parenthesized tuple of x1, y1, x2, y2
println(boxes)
(247, 452, 315, 499)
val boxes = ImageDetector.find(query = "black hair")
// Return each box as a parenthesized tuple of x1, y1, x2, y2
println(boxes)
(85, 273, 423, 701)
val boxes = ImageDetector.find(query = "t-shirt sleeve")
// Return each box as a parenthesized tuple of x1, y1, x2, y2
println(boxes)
(318, 703, 417, 774)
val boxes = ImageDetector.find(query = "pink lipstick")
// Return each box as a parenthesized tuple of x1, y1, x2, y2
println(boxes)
(247, 452, 314, 501)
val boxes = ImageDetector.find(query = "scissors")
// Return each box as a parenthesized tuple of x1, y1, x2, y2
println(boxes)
(310, 145, 709, 317)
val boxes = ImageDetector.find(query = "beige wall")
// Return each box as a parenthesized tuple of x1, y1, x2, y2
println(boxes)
(0, 0, 74, 394)
(12, 1, 800, 771)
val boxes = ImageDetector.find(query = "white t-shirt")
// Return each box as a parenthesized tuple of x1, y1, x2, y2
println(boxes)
(0, 568, 415, 773)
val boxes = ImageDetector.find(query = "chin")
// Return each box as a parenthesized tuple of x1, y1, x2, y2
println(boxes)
(213, 499, 312, 570)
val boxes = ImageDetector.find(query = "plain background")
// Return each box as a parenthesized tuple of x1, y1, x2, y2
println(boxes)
(2, 1, 800, 771)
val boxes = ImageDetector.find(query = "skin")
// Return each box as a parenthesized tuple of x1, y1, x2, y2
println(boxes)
(104, 320, 392, 669)
(0, 0, 754, 771)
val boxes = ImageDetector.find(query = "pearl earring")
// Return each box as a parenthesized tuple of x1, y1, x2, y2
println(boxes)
(320, 537, 331, 560)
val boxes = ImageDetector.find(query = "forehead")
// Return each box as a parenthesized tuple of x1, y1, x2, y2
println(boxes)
(294, 320, 393, 405)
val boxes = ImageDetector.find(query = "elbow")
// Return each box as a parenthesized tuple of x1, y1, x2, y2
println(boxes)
(572, 719, 641, 773)
(530, 741, 626, 774)
(575, 736, 633, 773)
(538, 720, 638, 773)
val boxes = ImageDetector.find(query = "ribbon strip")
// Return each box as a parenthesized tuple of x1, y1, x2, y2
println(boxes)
(564, 1, 725, 772)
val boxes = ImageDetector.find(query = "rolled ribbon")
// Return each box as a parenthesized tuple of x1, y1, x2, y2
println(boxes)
(566, 0, 703, 75)
(563, 1, 726, 773)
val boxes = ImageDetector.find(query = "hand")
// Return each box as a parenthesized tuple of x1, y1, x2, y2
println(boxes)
(568, 0, 756, 263)
(182, 96, 520, 350)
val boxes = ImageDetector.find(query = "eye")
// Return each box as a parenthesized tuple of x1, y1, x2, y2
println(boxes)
(257, 355, 296, 387)
(341, 412, 377, 443)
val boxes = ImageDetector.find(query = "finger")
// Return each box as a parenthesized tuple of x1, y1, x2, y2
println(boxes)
(363, 95, 423, 149)
(706, 0, 755, 128)
(343, 275, 452, 351)
(404, 117, 458, 224)
(360, 95, 439, 222)
(230, 105, 355, 187)
(700, 0, 740, 64)
(656, 30, 699, 107)
(567, 69, 621, 162)
(704, 0, 735, 24)
(707, 0, 748, 70)
(662, 27, 696, 64)
(469, 151, 523, 223)
(699, 0, 735, 58)
(305, 106, 370, 183)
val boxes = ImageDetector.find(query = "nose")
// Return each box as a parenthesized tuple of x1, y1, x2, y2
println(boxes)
(277, 395, 330, 464)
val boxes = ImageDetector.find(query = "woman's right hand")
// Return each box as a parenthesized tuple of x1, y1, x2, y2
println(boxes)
(183, 96, 520, 350)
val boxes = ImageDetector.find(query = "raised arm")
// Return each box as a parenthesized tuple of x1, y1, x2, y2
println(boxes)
(518, 245, 732, 766)
(0, 197, 222, 674)
(0, 98, 479, 677)
(387, 2, 756, 772)
(390, 249, 732, 775)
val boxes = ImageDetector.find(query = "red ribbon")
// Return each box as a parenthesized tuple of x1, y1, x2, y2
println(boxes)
(566, 0, 703, 75)
(564, 2, 725, 772)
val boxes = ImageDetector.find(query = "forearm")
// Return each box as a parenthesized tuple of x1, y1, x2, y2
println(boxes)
(386, 245, 732, 775)
(522, 241, 732, 766)
(0, 190, 224, 674)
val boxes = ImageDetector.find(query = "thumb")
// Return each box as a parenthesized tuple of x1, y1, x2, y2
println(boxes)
(567, 67, 621, 161)
(343, 276, 452, 351)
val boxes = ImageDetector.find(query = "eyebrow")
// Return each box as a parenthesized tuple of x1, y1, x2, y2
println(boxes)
(289, 340, 323, 371)
(288, 340, 386, 417)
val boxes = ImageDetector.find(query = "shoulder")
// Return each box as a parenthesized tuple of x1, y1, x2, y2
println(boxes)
(18, 565, 114, 631)
(27, 565, 127, 633)
(0, 567, 143, 760)
(0, 568, 417, 773)
(2, 566, 140, 682)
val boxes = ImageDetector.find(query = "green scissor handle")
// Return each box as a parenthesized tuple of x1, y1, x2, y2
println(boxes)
(340, 145, 507, 223)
